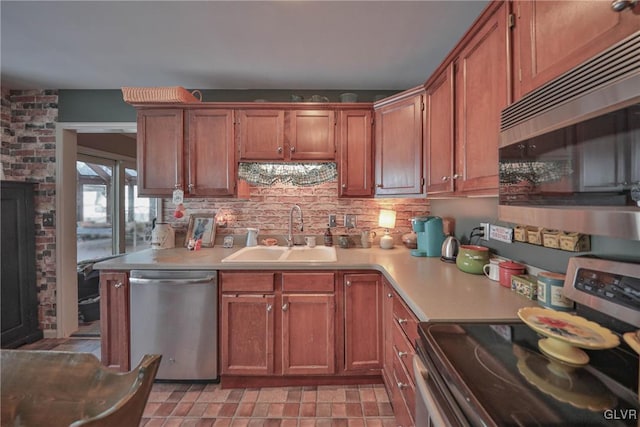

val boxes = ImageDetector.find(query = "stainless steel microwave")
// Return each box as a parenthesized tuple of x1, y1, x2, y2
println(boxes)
(498, 31, 640, 240)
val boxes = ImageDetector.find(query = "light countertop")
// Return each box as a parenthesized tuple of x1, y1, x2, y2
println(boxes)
(94, 245, 538, 322)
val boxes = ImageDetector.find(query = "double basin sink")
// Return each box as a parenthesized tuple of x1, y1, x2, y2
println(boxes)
(221, 245, 337, 263)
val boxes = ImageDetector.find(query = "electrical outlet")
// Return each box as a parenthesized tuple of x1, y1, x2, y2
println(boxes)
(344, 214, 357, 229)
(43, 213, 55, 228)
(328, 214, 337, 228)
(480, 222, 490, 240)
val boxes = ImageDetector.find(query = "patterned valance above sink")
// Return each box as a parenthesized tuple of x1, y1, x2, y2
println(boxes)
(238, 162, 337, 187)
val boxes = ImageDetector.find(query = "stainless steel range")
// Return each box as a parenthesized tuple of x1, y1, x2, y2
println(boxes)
(414, 256, 640, 426)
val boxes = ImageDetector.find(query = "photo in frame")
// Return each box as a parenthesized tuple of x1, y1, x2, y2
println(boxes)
(185, 213, 216, 247)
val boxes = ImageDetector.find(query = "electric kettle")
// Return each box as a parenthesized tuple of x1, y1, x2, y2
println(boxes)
(151, 220, 175, 250)
(441, 235, 460, 263)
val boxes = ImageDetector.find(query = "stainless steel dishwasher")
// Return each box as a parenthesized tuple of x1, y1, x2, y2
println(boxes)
(129, 270, 217, 381)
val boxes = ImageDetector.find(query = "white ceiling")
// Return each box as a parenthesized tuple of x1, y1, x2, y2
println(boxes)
(1, 0, 488, 91)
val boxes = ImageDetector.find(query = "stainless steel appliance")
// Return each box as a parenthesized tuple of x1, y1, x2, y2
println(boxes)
(415, 256, 640, 426)
(129, 270, 218, 381)
(498, 31, 640, 240)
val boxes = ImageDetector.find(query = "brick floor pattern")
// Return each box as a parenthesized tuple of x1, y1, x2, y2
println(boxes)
(140, 383, 396, 427)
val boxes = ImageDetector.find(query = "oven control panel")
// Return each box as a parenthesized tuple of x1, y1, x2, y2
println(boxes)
(575, 268, 640, 310)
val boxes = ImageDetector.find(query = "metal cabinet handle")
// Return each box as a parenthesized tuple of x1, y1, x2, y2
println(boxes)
(376, 184, 383, 188)
(282, 303, 288, 311)
(387, 293, 393, 298)
(452, 173, 460, 179)
(174, 184, 181, 189)
(397, 381, 408, 390)
(341, 184, 346, 189)
(290, 146, 296, 153)
(114, 281, 123, 288)
(277, 147, 283, 153)
(441, 176, 450, 181)
(346, 281, 351, 287)
(266, 304, 273, 312)
(188, 183, 194, 191)
(398, 318, 408, 325)
(398, 351, 408, 358)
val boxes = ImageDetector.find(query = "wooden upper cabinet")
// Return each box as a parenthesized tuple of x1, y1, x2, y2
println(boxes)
(338, 109, 374, 197)
(287, 110, 336, 160)
(374, 88, 424, 196)
(186, 109, 235, 196)
(237, 109, 286, 160)
(512, 0, 640, 100)
(454, 1, 508, 194)
(137, 109, 183, 197)
(424, 64, 455, 195)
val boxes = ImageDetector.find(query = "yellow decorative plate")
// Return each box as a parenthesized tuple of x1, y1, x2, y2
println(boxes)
(623, 330, 640, 355)
(517, 307, 620, 366)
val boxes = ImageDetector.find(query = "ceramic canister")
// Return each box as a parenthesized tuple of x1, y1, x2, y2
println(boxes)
(537, 272, 573, 311)
(499, 261, 526, 288)
(456, 245, 490, 274)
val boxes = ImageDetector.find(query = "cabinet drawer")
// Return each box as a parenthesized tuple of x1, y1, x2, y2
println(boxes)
(220, 272, 275, 292)
(392, 352, 416, 423)
(393, 296, 419, 347)
(282, 272, 334, 293)
(392, 320, 415, 385)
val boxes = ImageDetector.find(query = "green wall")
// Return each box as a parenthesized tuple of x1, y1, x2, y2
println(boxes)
(58, 89, 400, 122)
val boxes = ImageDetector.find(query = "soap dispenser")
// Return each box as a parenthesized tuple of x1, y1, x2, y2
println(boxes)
(324, 225, 333, 247)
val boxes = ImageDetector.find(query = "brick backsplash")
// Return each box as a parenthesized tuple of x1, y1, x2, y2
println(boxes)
(2, 88, 58, 332)
(163, 181, 430, 245)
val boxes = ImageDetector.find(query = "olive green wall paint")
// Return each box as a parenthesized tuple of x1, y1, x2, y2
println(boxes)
(429, 198, 640, 274)
(58, 89, 399, 122)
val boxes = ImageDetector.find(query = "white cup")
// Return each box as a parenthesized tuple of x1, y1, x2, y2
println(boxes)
(305, 236, 316, 248)
(483, 258, 501, 281)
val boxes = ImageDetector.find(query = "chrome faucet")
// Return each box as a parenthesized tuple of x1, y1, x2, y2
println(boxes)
(287, 204, 304, 248)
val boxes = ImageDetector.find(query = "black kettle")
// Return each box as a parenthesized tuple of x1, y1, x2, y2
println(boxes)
(441, 235, 460, 263)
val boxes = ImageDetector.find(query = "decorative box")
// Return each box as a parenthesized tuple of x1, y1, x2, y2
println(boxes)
(542, 229, 561, 249)
(514, 226, 527, 242)
(511, 274, 538, 300)
(559, 232, 590, 252)
(526, 226, 543, 245)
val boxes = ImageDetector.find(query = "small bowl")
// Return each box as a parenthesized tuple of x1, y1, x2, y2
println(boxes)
(261, 238, 278, 246)
(339, 93, 358, 103)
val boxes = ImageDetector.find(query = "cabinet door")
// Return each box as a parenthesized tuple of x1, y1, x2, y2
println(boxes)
(281, 294, 335, 375)
(381, 281, 396, 396)
(99, 271, 130, 371)
(187, 109, 235, 196)
(287, 110, 336, 160)
(338, 109, 374, 197)
(513, 0, 640, 100)
(137, 109, 183, 196)
(344, 273, 383, 372)
(375, 94, 424, 196)
(237, 110, 285, 160)
(455, 3, 508, 194)
(220, 294, 275, 375)
(425, 64, 455, 195)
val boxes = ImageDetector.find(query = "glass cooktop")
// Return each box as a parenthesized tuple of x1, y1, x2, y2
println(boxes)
(418, 321, 640, 426)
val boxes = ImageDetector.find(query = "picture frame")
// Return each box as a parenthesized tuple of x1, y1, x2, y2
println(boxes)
(185, 213, 216, 247)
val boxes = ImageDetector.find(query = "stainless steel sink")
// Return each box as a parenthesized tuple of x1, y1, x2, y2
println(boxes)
(221, 246, 337, 263)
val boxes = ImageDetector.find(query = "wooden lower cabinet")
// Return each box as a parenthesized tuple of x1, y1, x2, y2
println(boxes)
(382, 279, 418, 427)
(99, 271, 130, 371)
(220, 271, 337, 377)
(220, 294, 275, 375)
(344, 273, 383, 372)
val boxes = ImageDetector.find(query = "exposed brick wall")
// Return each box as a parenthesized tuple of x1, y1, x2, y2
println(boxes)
(2, 89, 58, 332)
(164, 182, 430, 246)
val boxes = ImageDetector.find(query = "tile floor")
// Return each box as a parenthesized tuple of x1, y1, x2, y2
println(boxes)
(18, 337, 397, 426)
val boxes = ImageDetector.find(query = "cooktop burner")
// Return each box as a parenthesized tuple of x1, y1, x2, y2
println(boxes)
(418, 321, 639, 426)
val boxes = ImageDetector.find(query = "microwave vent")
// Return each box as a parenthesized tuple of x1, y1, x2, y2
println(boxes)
(500, 31, 640, 132)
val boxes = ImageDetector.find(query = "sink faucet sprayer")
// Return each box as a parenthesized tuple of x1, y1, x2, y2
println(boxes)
(287, 204, 304, 248)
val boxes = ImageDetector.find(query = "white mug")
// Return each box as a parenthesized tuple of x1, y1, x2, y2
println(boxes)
(483, 258, 501, 281)
(305, 236, 316, 248)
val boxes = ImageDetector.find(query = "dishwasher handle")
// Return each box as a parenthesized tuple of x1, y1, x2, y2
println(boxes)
(129, 276, 216, 285)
